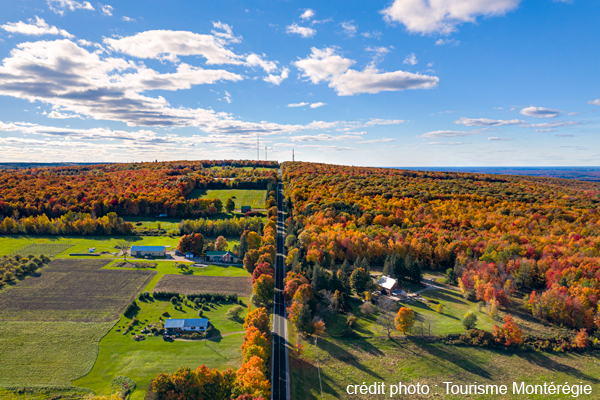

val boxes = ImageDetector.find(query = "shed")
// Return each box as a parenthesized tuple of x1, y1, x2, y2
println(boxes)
(241, 206, 252, 213)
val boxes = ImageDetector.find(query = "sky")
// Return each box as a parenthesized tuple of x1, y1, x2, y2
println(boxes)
(0, 0, 598, 166)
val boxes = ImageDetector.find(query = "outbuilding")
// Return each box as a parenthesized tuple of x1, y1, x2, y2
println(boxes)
(241, 206, 252, 213)
(130, 245, 166, 257)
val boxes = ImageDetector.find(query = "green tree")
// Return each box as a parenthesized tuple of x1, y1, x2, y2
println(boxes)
(226, 197, 235, 213)
(350, 267, 370, 295)
(462, 311, 478, 330)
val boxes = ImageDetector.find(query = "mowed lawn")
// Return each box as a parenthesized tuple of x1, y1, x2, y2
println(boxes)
(188, 189, 267, 209)
(0, 321, 114, 387)
(74, 294, 249, 400)
(291, 337, 600, 400)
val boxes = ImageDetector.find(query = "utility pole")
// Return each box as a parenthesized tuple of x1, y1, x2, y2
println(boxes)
(292, 149, 295, 162)
(265, 146, 267, 161)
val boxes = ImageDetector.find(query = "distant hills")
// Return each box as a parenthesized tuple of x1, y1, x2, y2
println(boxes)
(392, 167, 600, 182)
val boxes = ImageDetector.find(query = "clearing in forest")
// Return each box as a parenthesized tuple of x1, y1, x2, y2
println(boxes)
(188, 189, 267, 209)
(152, 274, 252, 296)
(0, 259, 155, 322)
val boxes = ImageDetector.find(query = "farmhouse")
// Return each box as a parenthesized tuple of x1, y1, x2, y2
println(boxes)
(241, 206, 252, 213)
(130, 245, 166, 257)
(206, 251, 239, 263)
(164, 318, 209, 334)
(376, 275, 399, 295)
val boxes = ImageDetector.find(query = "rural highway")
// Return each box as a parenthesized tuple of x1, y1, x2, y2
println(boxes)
(271, 181, 290, 400)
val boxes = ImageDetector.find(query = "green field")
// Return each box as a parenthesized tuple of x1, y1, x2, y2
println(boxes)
(0, 321, 114, 387)
(74, 293, 249, 400)
(188, 189, 267, 210)
(291, 336, 600, 400)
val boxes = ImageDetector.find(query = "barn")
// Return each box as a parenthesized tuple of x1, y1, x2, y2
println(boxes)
(130, 245, 166, 257)
(164, 318, 210, 334)
(205, 251, 239, 263)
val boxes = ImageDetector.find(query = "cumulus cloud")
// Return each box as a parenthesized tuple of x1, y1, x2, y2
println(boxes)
(0, 39, 306, 135)
(403, 52, 417, 65)
(122, 16, 135, 22)
(211, 21, 242, 43)
(99, 4, 113, 16)
(264, 67, 289, 85)
(588, 99, 600, 106)
(435, 38, 460, 45)
(47, 0, 94, 15)
(310, 102, 326, 108)
(104, 30, 244, 64)
(300, 9, 315, 20)
(294, 47, 438, 96)
(340, 21, 357, 37)
(455, 117, 524, 126)
(520, 106, 561, 118)
(287, 102, 309, 108)
(1, 16, 73, 38)
(381, 0, 521, 35)
(286, 23, 316, 38)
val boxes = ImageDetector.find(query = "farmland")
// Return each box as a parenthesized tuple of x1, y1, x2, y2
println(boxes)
(152, 274, 253, 296)
(189, 189, 267, 209)
(74, 292, 249, 400)
(0, 321, 114, 387)
(0, 259, 155, 322)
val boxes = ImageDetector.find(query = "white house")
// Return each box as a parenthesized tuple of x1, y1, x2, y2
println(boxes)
(164, 318, 209, 334)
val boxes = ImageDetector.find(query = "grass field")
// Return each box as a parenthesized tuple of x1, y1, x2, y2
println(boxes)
(291, 336, 600, 400)
(0, 259, 155, 322)
(0, 321, 114, 387)
(104, 260, 250, 292)
(152, 274, 252, 296)
(188, 189, 267, 209)
(74, 294, 248, 399)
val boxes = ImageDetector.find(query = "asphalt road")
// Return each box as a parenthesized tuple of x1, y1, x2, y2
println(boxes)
(271, 181, 289, 400)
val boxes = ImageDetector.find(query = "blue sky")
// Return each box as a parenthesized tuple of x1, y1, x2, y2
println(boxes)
(0, 0, 598, 166)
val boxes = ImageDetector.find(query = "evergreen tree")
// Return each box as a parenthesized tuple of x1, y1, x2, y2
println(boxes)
(338, 270, 351, 294)
(340, 259, 351, 275)
(311, 263, 322, 292)
(382, 255, 392, 277)
(239, 230, 249, 260)
(409, 258, 423, 283)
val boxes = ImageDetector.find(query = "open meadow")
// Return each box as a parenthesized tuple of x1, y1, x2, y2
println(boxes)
(188, 189, 267, 209)
(152, 274, 252, 296)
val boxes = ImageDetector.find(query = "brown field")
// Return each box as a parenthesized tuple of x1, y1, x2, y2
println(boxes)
(0, 259, 155, 322)
(153, 274, 252, 296)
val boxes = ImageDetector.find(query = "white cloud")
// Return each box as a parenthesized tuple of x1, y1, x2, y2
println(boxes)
(309, 102, 326, 108)
(357, 138, 396, 143)
(122, 16, 135, 22)
(99, 4, 113, 16)
(520, 106, 561, 118)
(363, 118, 404, 126)
(435, 38, 460, 46)
(488, 137, 512, 141)
(287, 102, 309, 108)
(455, 117, 524, 126)
(211, 21, 242, 43)
(524, 121, 580, 128)
(264, 67, 289, 85)
(366, 46, 391, 65)
(588, 99, 600, 106)
(246, 53, 277, 73)
(1, 16, 73, 38)
(340, 21, 357, 37)
(403, 52, 417, 65)
(420, 129, 481, 138)
(294, 47, 438, 96)
(0, 39, 307, 135)
(362, 31, 382, 39)
(105, 30, 244, 64)
(300, 9, 315, 20)
(382, 0, 521, 35)
(223, 91, 232, 104)
(47, 0, 94, 15)
(286, 23, 316, 38)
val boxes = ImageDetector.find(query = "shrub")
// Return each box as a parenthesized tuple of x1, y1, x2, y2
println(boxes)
(124, 301, 139, 317)
(198, 310, 204, 317)
(435, 304, 444, 314)
(226, 305, 244, 320)
(170, 296, 179, 305)
(346, 314, 358, 329)
(162, 311, 170, 317)
(359, 301, 374, 316)
(462, 312, 478, 330)
(111, 376, 137, 400)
